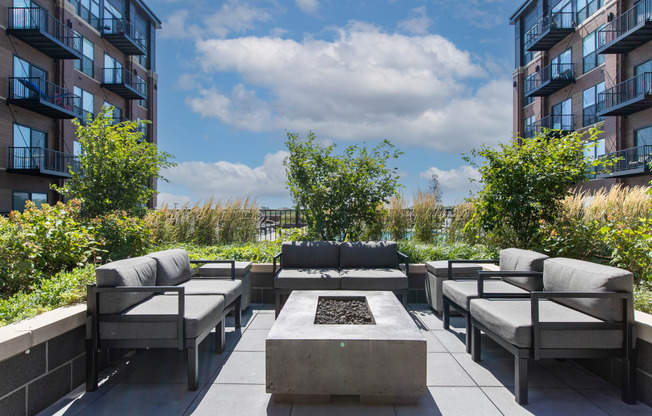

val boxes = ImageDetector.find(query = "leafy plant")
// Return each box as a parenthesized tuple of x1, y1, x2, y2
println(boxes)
(386, 194, 411, 241)
(92, 212, 152, 261)
(412, 190, 445, 243)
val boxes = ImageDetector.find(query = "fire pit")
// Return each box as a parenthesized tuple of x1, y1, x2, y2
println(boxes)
(266, 290, 427, 404)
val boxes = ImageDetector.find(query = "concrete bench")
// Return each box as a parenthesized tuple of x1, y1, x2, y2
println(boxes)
(85, 249, 242, 391)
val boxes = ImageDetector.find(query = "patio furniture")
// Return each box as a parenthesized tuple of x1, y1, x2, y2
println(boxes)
(273, 241, 409, 316)
(470, 257, 636, 405)
(442, 248, 548, 352)
(85, 249, 242, 391)
(424, 260, 483, 314)
(197, 261, 252, 310)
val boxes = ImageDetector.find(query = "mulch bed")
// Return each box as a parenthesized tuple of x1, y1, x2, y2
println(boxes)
(314, 297, 374, 325)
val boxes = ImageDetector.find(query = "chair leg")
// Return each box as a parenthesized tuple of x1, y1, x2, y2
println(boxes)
(442, 296, 450, 330)
(187, 345, 198, 391)
(215, 319, 225, 353)
(85, 339, 98, 392)
(471, 323, 481, 362)
(622, 354, 637, 404)
(465, 316, 472, 354)
(275, 293, 281, 318)
(515, 357, 529, 405)
(234, 296, 242, 328)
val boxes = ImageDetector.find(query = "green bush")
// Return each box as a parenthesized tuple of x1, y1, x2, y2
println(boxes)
(635, 282, 652, 314)
(155, 241, 283, 263)
(397, 241, 498, 263)
(92, 212, 152, 261)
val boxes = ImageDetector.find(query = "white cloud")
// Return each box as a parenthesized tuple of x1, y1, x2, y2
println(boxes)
(157, 192, 192, 208)
(187, 23, 511, 152)
(397, 6, 433, 35)
(419, 165, 481, 204)
(295, 0, 319, 14)
(162, 151, 290, 201)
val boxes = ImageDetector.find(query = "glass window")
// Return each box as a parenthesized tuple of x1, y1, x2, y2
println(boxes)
(12, 191, 47, 212)
(583, 82, 605, 126)
(74, 86, 94, 124)
(551, 49, 572, 79)
(74, 140, 81, 156)
(12, 123, 47, 169)
(73, 32, 94, 77)
(77, 0, 100, 28)
(635, 126, 652, 148)
(585, 138, 606, 161)
(524, 115, 535, 138)
(103, 0, 121, 19)
(552, 98, 572, 130)
(103, 53, 122, 83)
(577, 0, 603, 24)
(583, 26, 605, 73)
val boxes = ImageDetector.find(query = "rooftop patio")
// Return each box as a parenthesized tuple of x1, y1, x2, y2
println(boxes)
(39, 304, 652, 416)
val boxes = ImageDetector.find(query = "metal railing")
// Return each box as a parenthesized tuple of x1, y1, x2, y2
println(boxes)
(535, 114, 574, 132)
(8, 147, 79, 175)
(577, 0, 602, 24)
(583, 104, 604, 126)
(598, 145, 652, 175)
(8, 77, 81, 115)
(598, 0, 652, 48)
(7, 7, 80, 50)
(525, 63, 574, 94)
(102, 67, 147, 96)
(597, 72, 652, 113)
(101, 18, 147, 51)
(524, 11, 575, 49)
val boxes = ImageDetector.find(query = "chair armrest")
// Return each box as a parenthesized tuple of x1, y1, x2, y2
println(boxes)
(477, 271, 542, 296)
(189, 259, 236, 280)
(273, 252, 282, 274)
(397, 251, 410, 276)
(448, 259, 498, 283)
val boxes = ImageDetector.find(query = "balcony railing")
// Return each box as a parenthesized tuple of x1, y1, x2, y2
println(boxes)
(525, 63, 575, 97)
(535, 114, 574, 132)
(525, 11, 575, 52)
(101, 18, 147, 55)
(7, 147, 79, 178)
(101, 67, 147, 100)
(7, 77, 82, 119)
(597, 0, 652, 54)
(6, 7, 82, 60)
(597, 72, 652, 116)
(596, 145, 652, 178)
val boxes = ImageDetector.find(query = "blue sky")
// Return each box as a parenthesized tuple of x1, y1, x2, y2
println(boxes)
(149, 0, 522, 208)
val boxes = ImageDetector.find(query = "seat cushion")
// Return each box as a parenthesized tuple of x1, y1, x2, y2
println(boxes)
(164, 279, 242, 306)
(281, 241, 339, 269)
(470, 298, 623, 349)
(198, 261, 252, 278)
(543, 258, 633, 322)
(274, 268, 341, 290)
(339, 241, 398, 268)
(499, 248, 548, 291)
(442, 280, 528, 311)
(340, 268, 408, 290)
(96, 257, 158, 314)
(99, 294, 226, 340)
(425, 260, 482, 278)
(147, 249, 191, 286)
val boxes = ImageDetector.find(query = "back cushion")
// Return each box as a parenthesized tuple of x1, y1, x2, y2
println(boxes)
(543, 257, 633, 322)
(96, 257, 157, 314)
(282, 241, 339, 269)
(339, 241, 399, 269)
(499, 248, 548, 291)
(147, 249, 192, 286)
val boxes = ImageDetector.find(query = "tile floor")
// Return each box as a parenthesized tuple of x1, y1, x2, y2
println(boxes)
(39, 304, 652, 416)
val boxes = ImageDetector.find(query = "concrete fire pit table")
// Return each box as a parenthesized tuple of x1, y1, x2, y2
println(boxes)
(266, 290, 427, 404)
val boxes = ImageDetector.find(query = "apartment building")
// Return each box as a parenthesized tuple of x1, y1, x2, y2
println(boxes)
(0, 0, 160, 213)
(511, 0, 652, 188)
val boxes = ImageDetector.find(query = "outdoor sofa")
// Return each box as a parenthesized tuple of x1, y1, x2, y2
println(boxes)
(442, 248, 548, 352)
(86, 249, 242, 391)
(273, 241, 409, 316)
(470, 257, 636, 405)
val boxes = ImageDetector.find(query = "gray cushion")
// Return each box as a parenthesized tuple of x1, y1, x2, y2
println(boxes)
(442, 280, 528, 311)
(275, 268, 341, 290)
(543, 258, 633, 322)
(470, 298, 623, 349)
(99, 294, 225, 340)
(164, 279, 242, 306)
(147, 249, 191, 286)
(499, 248, 548, 291)
(281, 241, 339, 269)
(340, 268, 408, 290)
(198, 262, 252, 277)
(425, 261, 482, 278)
(339, 241, 399, 268)
(96, 257, 158, 314)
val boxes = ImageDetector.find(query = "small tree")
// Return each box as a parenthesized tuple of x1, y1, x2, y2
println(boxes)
(427, 172, 443, 205)
(53, 107, 175, 217)
(284, 132, 402, 240)
(464, 128, 603, 248)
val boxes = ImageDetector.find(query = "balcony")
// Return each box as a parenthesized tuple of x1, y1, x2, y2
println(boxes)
(525, 11, 575, 52)
(597, 0, 652, 55)
(6, 7, 82, 60)
(524, 63, 575, 97)
(535, 114, 574, 133)
(7, 147, 79, 178)
(101, 18, 147, 55)
(597, 73, 652, 117)
(596, 145, 652, 178)
(101, 68, 147, 100)
(7, 77, 82, 119)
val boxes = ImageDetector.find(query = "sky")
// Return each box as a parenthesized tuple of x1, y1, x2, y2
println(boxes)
(149, 0, 523, 208)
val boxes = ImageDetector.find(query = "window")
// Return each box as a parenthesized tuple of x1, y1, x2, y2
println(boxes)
(74, 32, 94, 77)
(577, 0, 603, 24)
(551, 98, 572, 130)
(524, 115, 535, 138)
(103, 0, 122, 20)
(635, 126, 652, 148)
(103, 101, 122, 124)
(583, 82, 605, 126)
(73, 0, 100, 29)
(136, 118, 148, 141)
(13, 55, 46, 80)
(138, 97, 148, 109)
(12, 123, 46, 169)
(12, 191, 48, 212)
(103, 53, 123, 84)
(584, 138, 606, 162)
(74, 86, 94, 124)
(583, 26, 605, 73)
(551, 49, 572, 79)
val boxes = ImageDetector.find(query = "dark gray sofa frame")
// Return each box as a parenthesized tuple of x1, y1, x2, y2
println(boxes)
(86, 260, 242, 392)
(469, 273, 637, 405)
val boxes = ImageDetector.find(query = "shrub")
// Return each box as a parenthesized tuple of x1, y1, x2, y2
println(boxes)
(92, 212, 152, 261)
(386, 194, 410, 241)
(635, 282, 652, 314)
(412, 191, 445, 243)
(397, 241, 498, 263)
